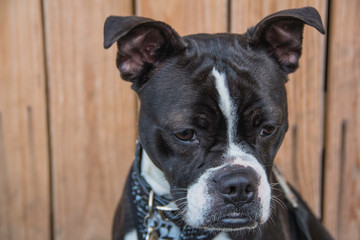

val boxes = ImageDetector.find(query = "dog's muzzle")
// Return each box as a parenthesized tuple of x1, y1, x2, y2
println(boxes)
(184, 154, 271, 231)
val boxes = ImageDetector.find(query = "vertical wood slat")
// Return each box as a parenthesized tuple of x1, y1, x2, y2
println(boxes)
(231, 0, 327, 217)
(136, 0, 228, 35)
(323, 0, 360, 239)
(43, 0, 136, 239)
(0, 0, 50, 239)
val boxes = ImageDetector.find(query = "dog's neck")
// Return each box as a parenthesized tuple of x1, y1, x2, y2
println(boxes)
(140, 150, 171, 196)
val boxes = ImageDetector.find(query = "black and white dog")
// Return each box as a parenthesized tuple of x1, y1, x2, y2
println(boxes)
(104, 7, 333, 240)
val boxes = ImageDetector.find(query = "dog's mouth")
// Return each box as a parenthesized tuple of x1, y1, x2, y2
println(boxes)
(221, 212, 253, 225)
(186, 206, 261, 231)
(205, 212, 259, 231)
(219, 218, 255, 229)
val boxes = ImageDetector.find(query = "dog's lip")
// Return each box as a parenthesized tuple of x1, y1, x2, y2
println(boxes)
(220, 217, 251, 225)
(216, 212, 255, 228)
(204, 214, 257, 231)
(221, 212, 250, 223)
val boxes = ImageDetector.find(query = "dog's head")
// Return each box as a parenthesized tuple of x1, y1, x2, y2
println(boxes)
(104, 7, 325, 231)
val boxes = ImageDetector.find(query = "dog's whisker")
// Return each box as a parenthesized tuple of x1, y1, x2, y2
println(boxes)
(271, 195, 287, 210)
(174, 199, 187, 205)
(174, 203, 187, 210)
(176, 199, 187, 206)
(271, 197, 283, 209)
(171, 188, 188, 193)
(174, 196, 187, 201)
(270, 182, 280, 188)
(171, 190, 188, 194)
(268, 208, 276, 226)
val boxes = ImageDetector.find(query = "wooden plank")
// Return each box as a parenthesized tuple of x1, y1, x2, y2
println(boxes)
(231, 0, 327, 217)
(323, 0, 360, 239)
(43, 0, 136, 239)
(0, 0, 50, 239)
(136, 0, 228, 35)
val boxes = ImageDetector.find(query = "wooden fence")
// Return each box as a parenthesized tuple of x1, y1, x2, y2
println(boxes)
(0, 0, 359, 239)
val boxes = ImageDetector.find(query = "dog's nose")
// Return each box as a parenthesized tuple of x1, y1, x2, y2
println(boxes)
(215, 170, 258, 205)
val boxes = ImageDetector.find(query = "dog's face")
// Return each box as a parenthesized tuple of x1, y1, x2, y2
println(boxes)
(104, 7, 325, 231)
(137, 43, 288, 229)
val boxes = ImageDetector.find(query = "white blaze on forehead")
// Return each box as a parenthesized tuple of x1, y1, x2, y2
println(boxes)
(212, 68, 237, 146)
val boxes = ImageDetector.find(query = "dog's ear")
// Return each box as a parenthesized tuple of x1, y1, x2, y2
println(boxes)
(104, 16, 186, 89)
(248, 7, 325, 74)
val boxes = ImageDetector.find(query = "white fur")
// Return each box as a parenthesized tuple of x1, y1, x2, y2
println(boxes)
(186, 165, 222, 226)
(212, 68, 237, 145)
(185, 68, 271, 228)
(141, 150, 171, 196)
(213, 232, 231, 240)
(124, 229, 138, 240)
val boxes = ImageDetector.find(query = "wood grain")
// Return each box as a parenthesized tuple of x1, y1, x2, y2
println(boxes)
(231, 0, 327, 217)
(0, 0, 50, 239)
(323, 0, 360, 239)
(43, 0, 136, 239)
(136, 0, 228, 35)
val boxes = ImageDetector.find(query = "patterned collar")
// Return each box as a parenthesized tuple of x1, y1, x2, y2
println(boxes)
(130, 143, 215, 240)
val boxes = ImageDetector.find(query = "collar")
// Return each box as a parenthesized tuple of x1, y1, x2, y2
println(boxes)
(130, 143, 214, 240)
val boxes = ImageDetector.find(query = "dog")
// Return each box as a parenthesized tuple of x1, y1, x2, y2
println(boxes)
(104, 7, 333, 240)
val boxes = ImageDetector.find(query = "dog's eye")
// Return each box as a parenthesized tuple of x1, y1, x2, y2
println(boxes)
(174, 129, 197, 142)
(260, 125, 278, 137)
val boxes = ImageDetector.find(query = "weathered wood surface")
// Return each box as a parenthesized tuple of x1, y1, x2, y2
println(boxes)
(136, 0, 228, 35)
(323, 0, 360, 239)
(0, 0, 50, 239)
(43, 0, 136, 239)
